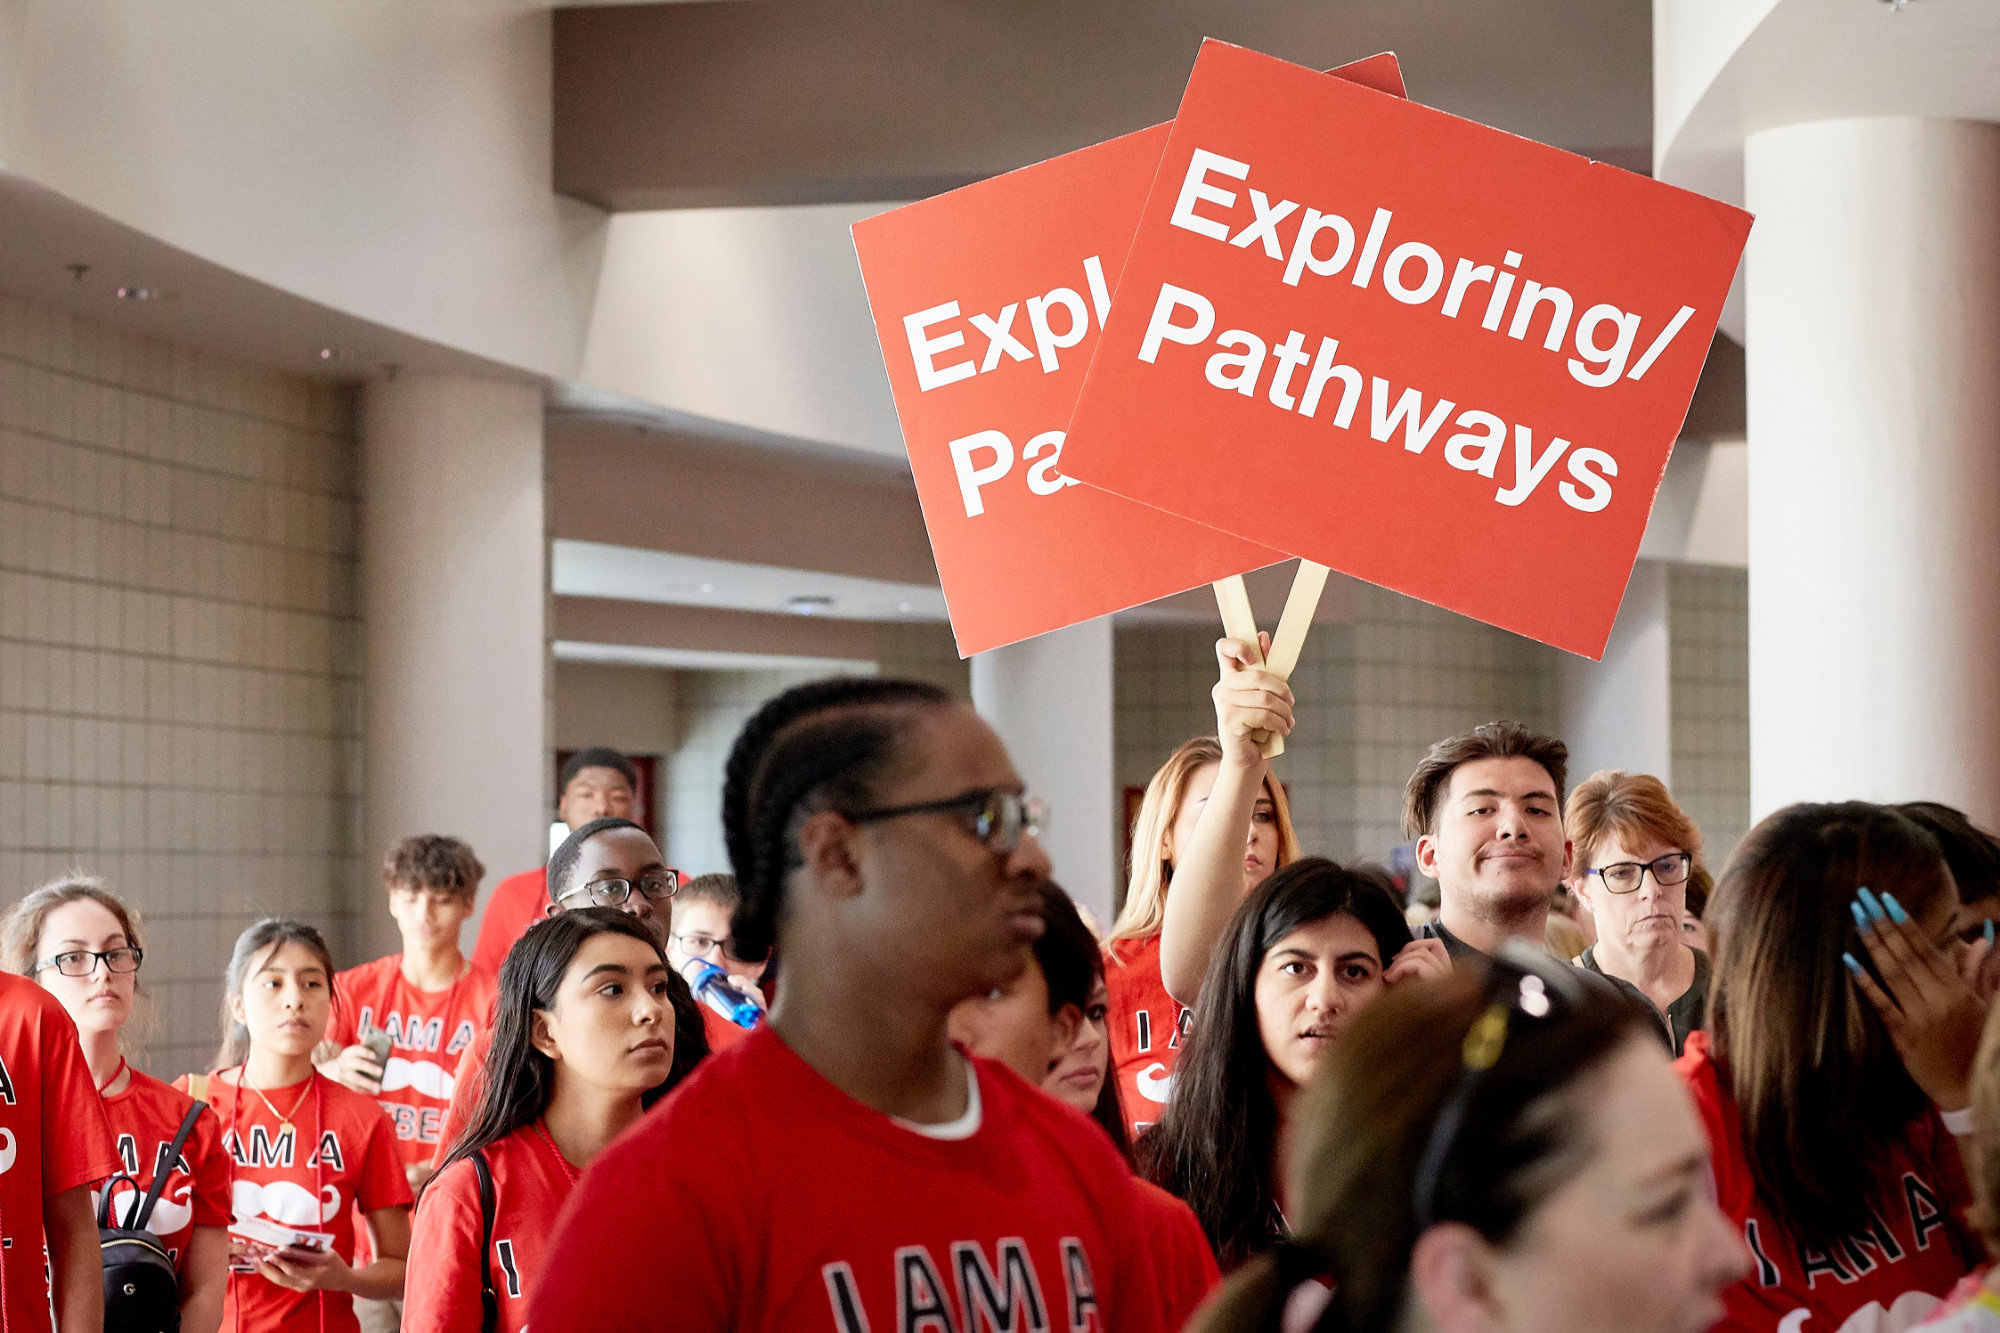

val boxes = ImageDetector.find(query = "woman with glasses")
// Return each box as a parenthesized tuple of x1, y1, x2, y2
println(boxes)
(528, 677, 1171, 1333)
(1144, 857, 1441, 1269)
(1192, 949, 1747, 1333)
(1564, 771, 1710, 1054)
(1682, 802, 1989, 1332)
(404, 909, 703, 1333)
(0, 877, 179, 1332)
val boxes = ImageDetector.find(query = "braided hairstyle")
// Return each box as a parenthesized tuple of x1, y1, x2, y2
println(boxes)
(721, 677, 955, 963)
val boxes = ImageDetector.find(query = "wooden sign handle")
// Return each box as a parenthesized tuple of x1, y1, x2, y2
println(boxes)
(1210, 561, 1330, 760)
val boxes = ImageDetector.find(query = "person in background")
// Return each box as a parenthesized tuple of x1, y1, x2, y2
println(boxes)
(949, 882, 1222, 1331)
(1404, 876, 1442, 932)
(4, 876, 229, 1333)
(1567, 771, 1711, 1055)
(1108, 635, 1303, 1134)
(183, 919, 412, 1333)
(1190, 953, 1746, 1333)
(1902, 802, 2000, 999)
(403, 909, 703, 1333)
(1144, 858, 1446, 1269)
(529, 677, 1170, 1332)
(1686, 802, 1988, 1332)
(435, 817, 692, 1158)
(1682, 864, 1714, 954)
(469, 748, 648, 977)
(0, 888, 124, 1333)
(665, 872, 768, 1054)
(1550, 878, 1597, 948)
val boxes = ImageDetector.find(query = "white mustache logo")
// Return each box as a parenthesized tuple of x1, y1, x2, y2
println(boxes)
(379, 1057, 453, 1099)
(0, 1129, 15, 1175)
(1135, 1063, 1175, 1105)
(233, 1178, 341, 1226)
(100, 1183, 194, 1237)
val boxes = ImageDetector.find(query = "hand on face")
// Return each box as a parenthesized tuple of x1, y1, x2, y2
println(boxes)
(1416, 758, 1571, 923)
(33, 899, 137, 1038)
(1846, 884, 1986, 1112)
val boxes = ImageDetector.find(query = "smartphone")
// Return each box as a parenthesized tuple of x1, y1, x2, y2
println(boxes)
(358, 1022, 392, 1071)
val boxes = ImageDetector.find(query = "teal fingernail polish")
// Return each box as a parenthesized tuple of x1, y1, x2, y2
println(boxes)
(1883, 893, 1909, 925)
(1852, 902, 1871, 932)
(1859, 887, 1887, 922)
(1843, 952, 1863, 974)
(1984, 920, 1993, 946)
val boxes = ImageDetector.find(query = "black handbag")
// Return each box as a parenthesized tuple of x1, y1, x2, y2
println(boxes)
(100, 1100, 207, 1333)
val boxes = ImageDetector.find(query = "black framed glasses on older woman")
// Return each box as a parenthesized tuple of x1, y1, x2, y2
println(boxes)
(1586, 852, 1694, 895)
(35, 946, 144, 977)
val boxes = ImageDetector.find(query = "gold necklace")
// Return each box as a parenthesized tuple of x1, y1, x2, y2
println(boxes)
(243, 1070, 314, 1142)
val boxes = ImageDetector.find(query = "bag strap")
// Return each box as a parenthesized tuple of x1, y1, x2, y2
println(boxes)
(185, 1074, 210, 1105)
(473, 1150, 499, 1333)
(132, 1099, 208, 1232)
(97, 1172, 142, 1229)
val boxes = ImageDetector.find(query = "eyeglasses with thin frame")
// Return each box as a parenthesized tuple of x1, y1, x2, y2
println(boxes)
(36, 946, 145, 978)
(671, 930, 734, 960)
(1412, 944, 1583, 1232)
(555, 871, 680, 910)
(845, 787, 1048, 855)
(1586, 851, 1693, 895)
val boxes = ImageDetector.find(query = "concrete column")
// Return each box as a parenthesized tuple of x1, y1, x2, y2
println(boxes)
(1558, 560, 1672, 788)
(970, 618, 1117, 923)
(1744, 119, 2000, 825)
(362, 374, 548, 959)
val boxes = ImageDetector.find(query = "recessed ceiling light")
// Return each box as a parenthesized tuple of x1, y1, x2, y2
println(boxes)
(318, 347, 351, 362)
(116, 286, 157, 302)
(787, 595, 835, 616)
(700, 582, 715, 595)
(897, 601, 913, 614)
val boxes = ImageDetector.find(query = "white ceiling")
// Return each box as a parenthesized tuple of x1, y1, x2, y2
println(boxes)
(551, 539, 950, 621)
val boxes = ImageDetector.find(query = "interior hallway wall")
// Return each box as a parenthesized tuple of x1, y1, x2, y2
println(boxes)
(0, 291, 362, 1079)
(1669, 565, 1751, 870)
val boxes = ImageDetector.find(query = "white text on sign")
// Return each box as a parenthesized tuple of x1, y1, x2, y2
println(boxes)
(902, 258, 1114, 392)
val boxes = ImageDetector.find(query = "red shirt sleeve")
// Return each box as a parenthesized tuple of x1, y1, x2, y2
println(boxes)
(471, 872, 546, 977)
(39, 998, 117, 1194)
(189, 1104, 234, 1228)
(354, 1102, 417, 1213)
(403, 1159, 487, 1333)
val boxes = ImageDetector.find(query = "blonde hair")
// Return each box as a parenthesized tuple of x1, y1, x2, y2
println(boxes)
(0, 872, 159, 1053)
(1564, 770, 1704, 872)
(1107, 737, 1301, 946)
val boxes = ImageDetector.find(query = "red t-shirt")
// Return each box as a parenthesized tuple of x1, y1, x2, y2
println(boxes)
(1104, 934, 1189, 1134)
(1678, 1032, 1980, 1332)
(328, 956, 498, 1167)
(469, 868, 548, 978)
(700, 1003, 750, 1055)
(1135, 1177, 1221, 1330)
(177, 1070, 415, 1333)
(98, 1067, 233, 1273)
(404, 1120, 577, 1333)
(0, 973, 119, 1333)
(527, 1025, 1168, 1333)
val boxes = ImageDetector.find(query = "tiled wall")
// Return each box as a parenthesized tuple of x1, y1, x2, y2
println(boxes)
(1669, 565, 1751, 869)
(1115, 584, 1560, 884)
(0, 292, 361, 1079)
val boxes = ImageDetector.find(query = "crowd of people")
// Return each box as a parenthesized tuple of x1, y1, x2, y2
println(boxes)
(3, 648, 1999, 1333)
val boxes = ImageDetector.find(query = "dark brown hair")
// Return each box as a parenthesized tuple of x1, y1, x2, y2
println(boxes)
(1898, 802, 2000, 906)
(381, 834, 485, 904)
(1192, 961, 1655, 1332)
(1707, 802, 1954, 1244)
(1401, 721, 1569, 840)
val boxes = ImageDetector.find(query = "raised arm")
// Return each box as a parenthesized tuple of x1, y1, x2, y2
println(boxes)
(1158, 636, 1294, 1006)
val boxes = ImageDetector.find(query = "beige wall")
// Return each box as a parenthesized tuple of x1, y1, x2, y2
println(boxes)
(0, 291, 362, 1079)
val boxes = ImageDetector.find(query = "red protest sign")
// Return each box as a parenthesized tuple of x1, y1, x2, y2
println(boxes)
(1059, 41, 1752, 658)
(851, 54, 1406, 657)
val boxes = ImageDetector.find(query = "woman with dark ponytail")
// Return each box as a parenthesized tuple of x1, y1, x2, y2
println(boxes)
(531, 677, 1173, 1333)
(1194, 950, 1746, 1333)
(403, 909, 702, 1333)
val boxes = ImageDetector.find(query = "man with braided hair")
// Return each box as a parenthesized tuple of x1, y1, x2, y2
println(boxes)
(531, 677, 1169, 1333)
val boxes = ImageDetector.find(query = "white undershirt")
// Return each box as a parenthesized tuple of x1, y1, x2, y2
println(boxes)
(893, 1057, 984, 1141)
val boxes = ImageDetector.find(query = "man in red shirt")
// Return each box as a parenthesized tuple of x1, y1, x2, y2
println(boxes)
(469, 747, 644, 977)
(530, 678, 1167, 1333)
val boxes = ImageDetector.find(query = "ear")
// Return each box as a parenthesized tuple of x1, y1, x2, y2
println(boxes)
(1415, 833, 1441, 880)
(1408, 1222, 1506, 1333)
(1560, 836, 1575, 882)
(794, 809, 866, 903)
(226, 990, 246, 1026)
(543, 902, 560, 920)
(529, 1008, 561, 1062)
(1568, 871, 1592, 912)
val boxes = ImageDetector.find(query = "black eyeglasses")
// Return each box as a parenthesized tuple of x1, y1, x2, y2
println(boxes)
(1587, 851, 1693, 895)
(35, 946, 145, 978)
(845, 788, 1048, 854)
(555, 871, 679, 909)
(1411, 944, 1583, 1231)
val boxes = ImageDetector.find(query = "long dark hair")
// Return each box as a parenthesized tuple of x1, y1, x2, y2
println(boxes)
(1142, 858, 1412, 1267)
(720, 677, 953, 962)
(1708, 801, 1957, 1244)
(1192, 960, 1656, 1332)
(437, 909, 706, 1173)
(1031, 884, 1133, 1164)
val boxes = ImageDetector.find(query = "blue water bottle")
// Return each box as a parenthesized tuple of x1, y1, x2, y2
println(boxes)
(680, 957, 763, 1030)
